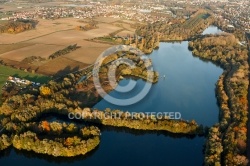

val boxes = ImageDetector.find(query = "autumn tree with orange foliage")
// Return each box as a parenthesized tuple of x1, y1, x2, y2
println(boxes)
(41, 121, 50, 132)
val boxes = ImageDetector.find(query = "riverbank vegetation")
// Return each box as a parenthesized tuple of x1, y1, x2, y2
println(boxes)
(189, 34, 249, 166)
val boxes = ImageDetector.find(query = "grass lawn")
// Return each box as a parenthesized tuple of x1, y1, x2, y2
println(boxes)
(96, 37, 118, 44)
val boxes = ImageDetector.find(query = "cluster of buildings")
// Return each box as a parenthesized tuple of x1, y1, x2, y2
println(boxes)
(215, 3, 250, 32)
(6, 76, 40, 87)
(1, 3, 174, 23)
(0, 0, 249, 31)
(190, 0, 250, 32)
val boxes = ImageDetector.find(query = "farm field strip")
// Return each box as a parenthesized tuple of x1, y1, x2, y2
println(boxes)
(0, 44, 66, 62)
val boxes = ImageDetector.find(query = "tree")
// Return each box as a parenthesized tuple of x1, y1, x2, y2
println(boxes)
(39, 86, 51, 96)
(41, 121, 50, 132)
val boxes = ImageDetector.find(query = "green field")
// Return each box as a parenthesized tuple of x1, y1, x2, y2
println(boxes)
(0, 65, 51, 87)
(0, 65, 51, 104)
(182, 13, 210, 29)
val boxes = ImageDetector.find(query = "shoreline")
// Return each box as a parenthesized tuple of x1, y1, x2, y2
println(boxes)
(189, 35, 249, 165)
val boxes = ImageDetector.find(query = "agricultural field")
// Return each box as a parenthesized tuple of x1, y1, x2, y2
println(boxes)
(0, 44, 65, 61)
(0, 18, 86, 44)
(63, 40, 112, 64)
(0, 43, 34, 54)
(182, 13, 210, 29)
(21, 24, 122, 45)
(113, 21, 136, 32)
(121, 20, 136, 24)
(116, 30, 134, 37)
(36, 56, 89, 76)
(0, 17, 126, 76)
(94, 16, 121, 23)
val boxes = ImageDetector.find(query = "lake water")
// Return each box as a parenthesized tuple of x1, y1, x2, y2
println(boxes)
(95, 42, 222, 127)
(202, 25, 223, 35)
(0, 26, 223, 166)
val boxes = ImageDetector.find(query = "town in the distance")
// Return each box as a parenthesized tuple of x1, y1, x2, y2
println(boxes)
(0, 0, 249, 166)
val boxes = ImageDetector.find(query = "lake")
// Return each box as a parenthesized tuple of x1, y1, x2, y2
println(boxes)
(0, 26, 223, 166)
